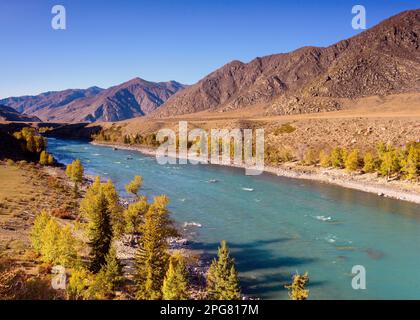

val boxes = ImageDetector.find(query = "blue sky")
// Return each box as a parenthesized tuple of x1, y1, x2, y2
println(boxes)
(0, 0, 418, 98)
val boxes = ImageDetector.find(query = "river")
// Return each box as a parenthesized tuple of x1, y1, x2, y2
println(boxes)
(47, 137, 420, 300)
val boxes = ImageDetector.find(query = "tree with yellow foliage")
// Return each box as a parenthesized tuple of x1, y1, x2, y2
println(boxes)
(162, 252, 189, 300)
(125, 176, 143, 197)
(135, 195, 177, 300)
(363, 152, 376, 173)
(344, 149, 360, 172)
(285, 272, 309, 300)
(206, 240, 241, 300)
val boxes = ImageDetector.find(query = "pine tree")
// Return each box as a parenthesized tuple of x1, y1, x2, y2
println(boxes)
(71, 159, 84, 184)
(379, 147, 400, 179)
(363, 152, 376, 173)
(85, 190, 114, 273)
(206, 240, 241, 300)
(285, 272, 309, 300)
(319, 150, 330, 168)
(39, 219, 62, 264)
(31, 211, 78, 267)
(67, 267, 94, 300)
(102, 245, 123, 292)
(124, 196, 149, 238)
(135, 195, 176, 300)
(80, 178, 123, 272)
(30, 210, 52, 254)
(330, 147, 344, 168)
(344, 149, 360, 172)
(65, 163, 73, 179)
(103, 180, 124, 237)
(125, 176, 143, 197)
(401, 146, 419, 180)
(162, 252, 189, 300)
(57, 225, 78, 267)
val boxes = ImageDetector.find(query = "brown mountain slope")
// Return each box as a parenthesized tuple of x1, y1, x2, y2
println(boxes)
(0, 105, 41, 122)
(154, 10, 420, 118)
(58, 78, 185, 122)
(0, 87, 103, 116)
(0, 79, 185, 123)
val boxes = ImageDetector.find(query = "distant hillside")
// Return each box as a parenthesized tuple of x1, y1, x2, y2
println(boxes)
(0, 105, 41, 122)
(59, 78, 185, 122)
(154, 9, 420, 118)
(0, 79, 185, 122)
(1, 87, 103, 117)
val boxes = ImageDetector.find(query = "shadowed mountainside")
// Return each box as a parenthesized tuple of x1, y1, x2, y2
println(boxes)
(0, 105, 41, 122)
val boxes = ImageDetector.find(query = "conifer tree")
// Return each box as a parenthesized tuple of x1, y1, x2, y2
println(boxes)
(330, 147, 344, 168)
(319, 150, 330, 168)
(30, 210, 52, 254)
(125, 176, 143, 197)
(285, 272, 309, 300)
(57, 225, 78, 267)
(80, 178, 123, 271)
(363, 152, 376, 173)
(135, 195, 176, 300)
(206, 240, 241, 300)
(39, 219, 62, 264)
(103, 180, 125, 237)
(379, 147, 400, 179)
(344, 149, 360, 172)
(401, 146, 419, 180)
(85, 190, 113, 273)
(124, 196, 149, 241)
(102, 245, 123, 292)
(162, 252, 189, 300)
(71, 159, 84, 184)
(67, 267, 94, 300)
(65, 163, 73, 179)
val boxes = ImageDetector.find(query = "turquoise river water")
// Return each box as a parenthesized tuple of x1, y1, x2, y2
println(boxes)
(47, 137, 420, 300)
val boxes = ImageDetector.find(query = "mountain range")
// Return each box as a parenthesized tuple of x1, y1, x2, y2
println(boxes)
(0, 79, 185, 122)
(1, 9, 419, 123)
(154, 9, 419, 118)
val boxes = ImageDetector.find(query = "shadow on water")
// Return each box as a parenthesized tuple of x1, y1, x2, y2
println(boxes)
(190, 237, 322, 298)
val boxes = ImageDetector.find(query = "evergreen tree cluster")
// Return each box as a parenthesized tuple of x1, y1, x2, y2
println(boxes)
(28, 174, 245, 300)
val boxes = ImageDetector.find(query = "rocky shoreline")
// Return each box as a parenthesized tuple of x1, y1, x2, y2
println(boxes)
(91, 141, 420, 205)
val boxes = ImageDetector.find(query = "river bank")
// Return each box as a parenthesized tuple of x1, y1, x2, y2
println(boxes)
(91, 141, 420, 205)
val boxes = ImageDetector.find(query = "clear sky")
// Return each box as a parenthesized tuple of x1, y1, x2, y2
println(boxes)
(0, 0, 418, 98)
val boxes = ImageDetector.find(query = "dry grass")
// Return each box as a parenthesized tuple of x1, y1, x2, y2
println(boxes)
(0, 162, 79, 256)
